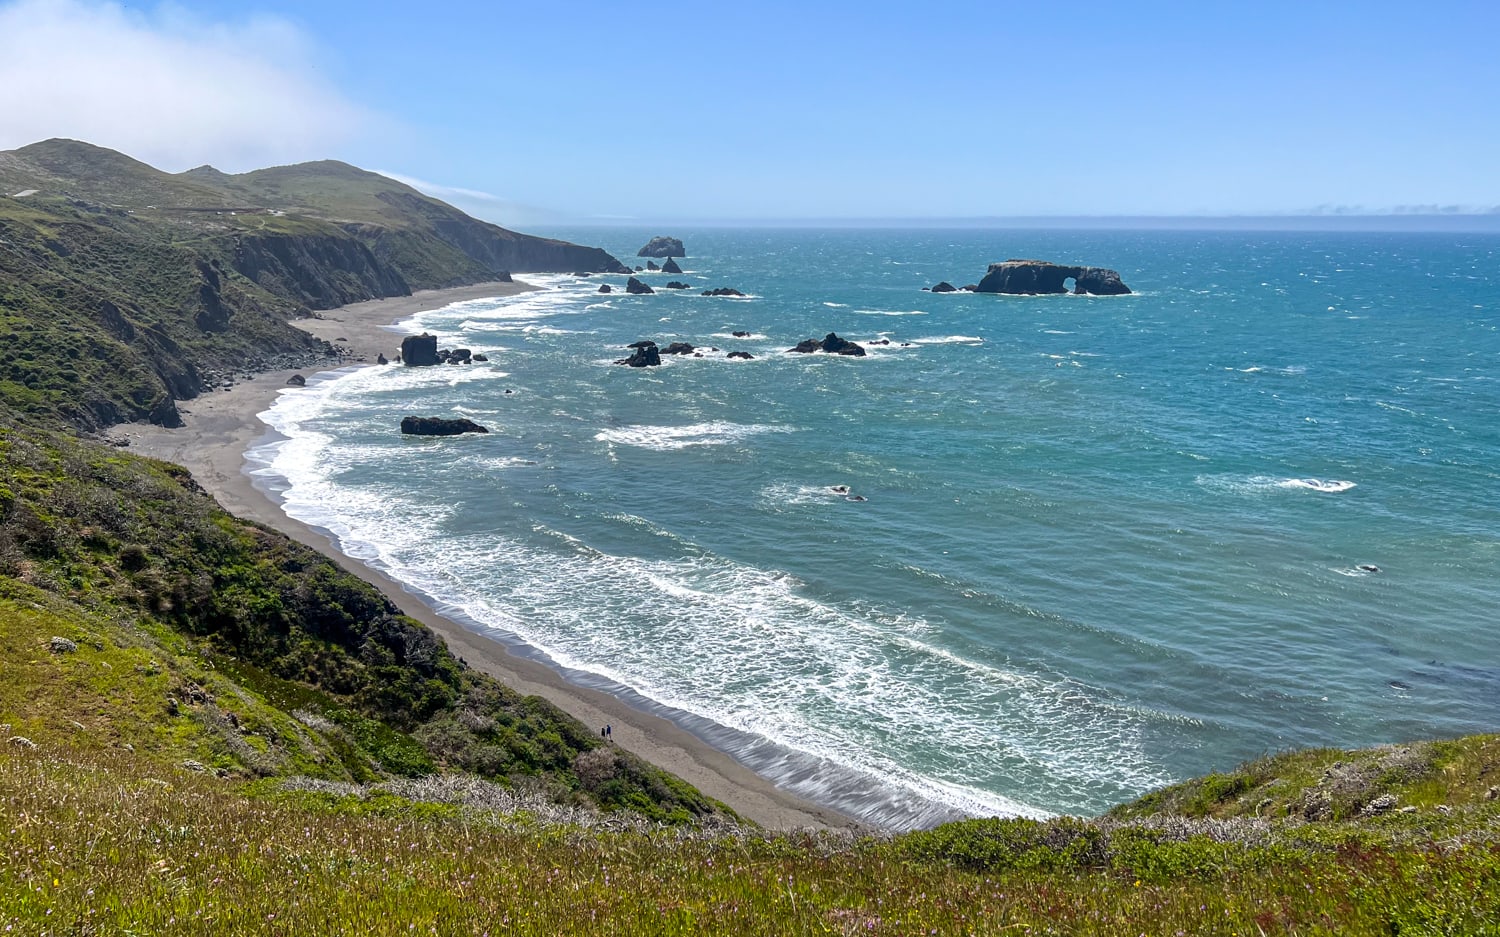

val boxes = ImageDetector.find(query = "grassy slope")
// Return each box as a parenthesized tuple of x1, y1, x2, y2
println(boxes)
(0, 422, 723, 825)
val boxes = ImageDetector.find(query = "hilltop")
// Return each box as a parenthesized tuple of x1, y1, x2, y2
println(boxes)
(0, 139, 625, 431)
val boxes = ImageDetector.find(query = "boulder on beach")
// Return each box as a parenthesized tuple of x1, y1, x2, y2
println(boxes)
(625, 277, 655, 295)
(615, 340, 662, 367)
(400, 416, 490, 436)
(401, 333, 440, 366)
(662, 257, 683, 274)
(975, 260, 1131, 295)
(286, 374, 306, 386)
(637, 236, 686, 258)
(376, 353, 389, 365)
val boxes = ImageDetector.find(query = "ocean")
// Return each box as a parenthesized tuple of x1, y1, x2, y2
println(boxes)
(248, 227, 1500, 828)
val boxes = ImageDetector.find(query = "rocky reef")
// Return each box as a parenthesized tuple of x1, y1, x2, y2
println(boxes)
(975, 260, 1131, 295)
(399, 416, 490, 436)
(637, 236, 685, 258)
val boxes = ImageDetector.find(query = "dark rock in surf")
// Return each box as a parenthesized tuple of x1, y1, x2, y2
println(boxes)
(598, 284, 613, 293)
(625, 277, 655, 295)
(930, 281, 957, 293)
(471, 353, 489, 362)
(661, 342, 695, 355)
(663, 281, 690, 290)
(732, 330, 751, 337)
(703, 287, 746, 297)
(727, 351, 754, 359)
(661, 257, 683, 274)
(401, 333, 441, 366)
(286, 374, 306, 386)
(376, 353, 388, 364)
(615, 341, 662, 367)
(645, 260, 661, 271)
(400, 416, 490, 436)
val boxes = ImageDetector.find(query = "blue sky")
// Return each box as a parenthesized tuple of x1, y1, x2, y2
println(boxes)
(3, 0, 1498, 223)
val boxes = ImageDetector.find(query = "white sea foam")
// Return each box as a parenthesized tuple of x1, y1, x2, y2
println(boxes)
(823, 301, 849, 307)
(854, 309, 928, 316)
(1196, 474, 1357, 495)
(594, 422, 797, 451)
(910, 335, 984, 345)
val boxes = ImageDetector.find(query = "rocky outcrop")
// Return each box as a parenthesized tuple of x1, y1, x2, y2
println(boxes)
(645, 260, 660, 271)
(661, 342, 695, 355)
(637, 236, 685, 258)
(401, 333, 440, 366)
(726, 351, 754, 360)
(789, 333, 866, 356)
(703, 287, 746, 297)
(615, 340, 662, 367)
(625, 277, 654, 295)
(661, 257, 683, 274)
(598, 284, 613, 293)
(930, 281, 957, 293)
(400, 416, 490, 436)
(975, 260, 1131, 295)
(663, 281, 690, 290)
(228, 230, 411, 310)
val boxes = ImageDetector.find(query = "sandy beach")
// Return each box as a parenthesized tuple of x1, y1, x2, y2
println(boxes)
(109, 280, 857, 832)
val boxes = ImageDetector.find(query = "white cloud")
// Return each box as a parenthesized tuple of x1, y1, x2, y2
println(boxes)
(373, 169, 572, 228)
(0, 0, 368, 170)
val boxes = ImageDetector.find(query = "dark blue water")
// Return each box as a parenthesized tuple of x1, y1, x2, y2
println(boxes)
(251, 229, 1500, 826)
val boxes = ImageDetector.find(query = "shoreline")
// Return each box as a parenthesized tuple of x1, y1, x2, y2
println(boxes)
(109, 280, 862, 832)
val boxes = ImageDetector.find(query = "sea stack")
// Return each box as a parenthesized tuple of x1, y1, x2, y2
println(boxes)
(637, 236, 686, 258)
(974, 260, 1131, 295)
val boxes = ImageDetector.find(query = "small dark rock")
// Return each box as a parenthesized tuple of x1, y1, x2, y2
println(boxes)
(615, 341, 662, 367)
(727, 351, 754, 360)
(400, 416, 490, 436)
(497, 270, 513, 282)
(661, 342, 695, 355)
(573, 271, 591, 277)
(789, 332, 865, 356)
(598, 284, 613, 293)
(961, 284, 978, 291)
(377, 353, 388, 365)
(626, 277, 655, 295)
(471, 353, 489, 362)
(448, 348, 473, 364)
(789, 339, 822, 353)
(703, 287, 746, 297)
(645, 260, 661, 271)
(662, 257, 683, 274)
(664, 281, 690, 290)
(930, 281, 957, 293)
(286, 374, 306, 387)
(634, 265, 644, 272)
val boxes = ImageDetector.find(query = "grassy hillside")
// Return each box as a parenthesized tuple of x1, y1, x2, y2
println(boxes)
(0, 421, 723, 824)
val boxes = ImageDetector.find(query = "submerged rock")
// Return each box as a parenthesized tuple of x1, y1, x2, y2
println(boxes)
(400, 416, 490, 436)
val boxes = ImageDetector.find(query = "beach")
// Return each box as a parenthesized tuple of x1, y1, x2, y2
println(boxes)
(109, 279, 859, 832)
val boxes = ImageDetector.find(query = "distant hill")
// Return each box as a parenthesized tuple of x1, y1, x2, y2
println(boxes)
(0, 139, 626, 430)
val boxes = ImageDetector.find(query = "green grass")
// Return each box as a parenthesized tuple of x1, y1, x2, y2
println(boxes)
(2, 745, 1498, 935)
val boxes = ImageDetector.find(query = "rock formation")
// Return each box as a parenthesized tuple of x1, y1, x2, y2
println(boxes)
(703, 287, 746, 297)
(726, 351, 754, 360)
(661, 257, 683, 274)
(663, 281, 690, 290)
(974, 260, 1131, 295)
(788, 333, 866, 356)
(598, 284, 613, 293)
(637, 236, 685, 258)
(401, 333, 440, 366)
(400, 416, 490, 436)
(286, 374, 306, 386)
(615, 341, 662, 367)
(646, 260, 661, 271)
(661, 342, 695, 355)
(930, 281, 957, 293)
(625, 277, 655, 295)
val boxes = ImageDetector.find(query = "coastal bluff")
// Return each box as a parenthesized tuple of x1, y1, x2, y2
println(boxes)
(976, 260, 1131, 295)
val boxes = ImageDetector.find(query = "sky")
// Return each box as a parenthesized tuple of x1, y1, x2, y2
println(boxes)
(2, 0, 1499, 225)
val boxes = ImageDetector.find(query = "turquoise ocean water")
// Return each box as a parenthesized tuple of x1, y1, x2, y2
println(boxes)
(249, 228, 1500, 828)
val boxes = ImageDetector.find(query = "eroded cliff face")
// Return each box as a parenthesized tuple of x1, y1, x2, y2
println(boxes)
(227, 231, 411, 311)
(975, 260, 1131, 295)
